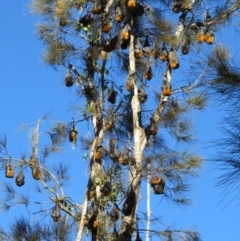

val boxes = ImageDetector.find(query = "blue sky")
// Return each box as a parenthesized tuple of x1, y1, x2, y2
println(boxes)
(1, 1, 240, 240)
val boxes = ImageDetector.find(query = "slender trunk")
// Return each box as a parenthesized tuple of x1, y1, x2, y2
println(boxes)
(75, 137, 98, 241)
(75, 194, 88, 241)
(118, 33, 147, 240)
(146, 164, 151, 241)
(76, 53, 107, 241)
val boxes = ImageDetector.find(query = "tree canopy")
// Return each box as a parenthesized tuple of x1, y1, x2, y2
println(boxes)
(1, 0, 240, 240)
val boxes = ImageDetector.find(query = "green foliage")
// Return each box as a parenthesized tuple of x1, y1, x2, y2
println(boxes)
(0, 215, 74, 241)
(44, 42, 75, 65)
(157, 229, 202, 241)
(187, 93, 207, 110)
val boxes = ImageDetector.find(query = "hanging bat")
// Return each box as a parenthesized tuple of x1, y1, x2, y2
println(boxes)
(132, 3, 148, 17)
(134, 38, 143, 59)
(144, 60, 153, 80)
(100, 182, 112, 196)
(115, 5, 123, 22)
(92, 3, 102, 14)
(108, 85, 117, 104)
(159, 43, 168, 62)
(109, 205, 119, 222)
(138, 84, 147, 103)
(122, 189, 137, 216)
(145, 118, 158, 136)
(65, 69, 74, 87)
(118, 144, 130, 165)
(79, 12, 93, 26)
(102, 30, 123, 52)
(181, 40, 190, 55)
(142, 36, 151, 57)
(51, 203, 61, 222)
(151, 176, 165, 194)
(168, 49, 179, 69)
(172, 0, 182, 13)
(205, 10, 212, 21)
(152, 39, 159, 59)
(15, 170, 25, 187)
(69, 123, 78, 144)
(5, 163, 14, 178)
(32, 166, 41, 180)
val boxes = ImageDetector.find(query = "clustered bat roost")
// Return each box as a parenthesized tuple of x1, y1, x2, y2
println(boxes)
(60, 0, 215, 90)
(4, 147, 43, 188)
(60, 1, 215, 133)
(48, 0, 218, 238)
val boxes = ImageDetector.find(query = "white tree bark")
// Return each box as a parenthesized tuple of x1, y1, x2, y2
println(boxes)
(146, 164, 151, 241)
(118, 32, 147, 240)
